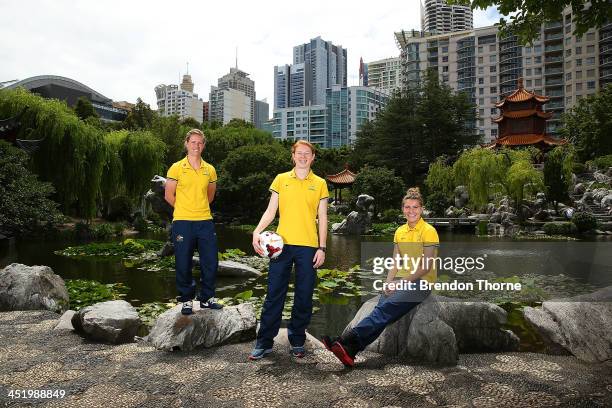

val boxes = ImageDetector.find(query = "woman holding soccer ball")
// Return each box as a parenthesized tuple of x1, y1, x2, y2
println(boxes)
(249, 140, 329, 360)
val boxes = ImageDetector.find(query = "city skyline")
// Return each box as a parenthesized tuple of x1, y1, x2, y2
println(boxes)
(0, 0, 499, 112)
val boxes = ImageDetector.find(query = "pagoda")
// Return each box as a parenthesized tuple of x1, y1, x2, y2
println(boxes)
(325, 165, 357, 204)
(487, 78, 567, 150)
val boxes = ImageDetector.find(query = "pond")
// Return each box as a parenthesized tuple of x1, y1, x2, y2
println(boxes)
(1, 226, 611, 343)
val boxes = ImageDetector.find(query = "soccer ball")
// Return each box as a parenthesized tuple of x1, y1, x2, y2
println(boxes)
(259, 231, 284, 259)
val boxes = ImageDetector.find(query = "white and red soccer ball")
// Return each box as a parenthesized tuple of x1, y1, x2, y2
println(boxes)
(259, 231, 284, 259)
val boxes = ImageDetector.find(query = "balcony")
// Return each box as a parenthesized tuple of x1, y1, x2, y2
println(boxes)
(545, 56, 563, 63)
(546, 89, 564, 97)
(544, 33, 564, 41)
(546, 102, 564, 109)
(544, 21, 563, 30)
(545, 67, 564, 75)
(545, 79, 563, 86)
(545, 44, 563, 53)
(600, 57, 612, 66)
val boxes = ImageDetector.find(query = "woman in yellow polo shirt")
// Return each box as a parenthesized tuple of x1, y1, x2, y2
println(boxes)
(248, 140, 329, 360)
(323, 187, 438, 367)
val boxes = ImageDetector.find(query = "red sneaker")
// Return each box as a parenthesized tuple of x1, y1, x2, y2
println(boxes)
(330, 341, 355, 367)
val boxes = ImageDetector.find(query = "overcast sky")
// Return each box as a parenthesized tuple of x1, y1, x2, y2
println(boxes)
(1, 0, 500, 111)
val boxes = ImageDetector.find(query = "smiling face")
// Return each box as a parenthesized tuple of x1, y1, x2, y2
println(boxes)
(185, 133, 205, 157)
(292, 144, 315, 170)
(402, 198, 423, 227)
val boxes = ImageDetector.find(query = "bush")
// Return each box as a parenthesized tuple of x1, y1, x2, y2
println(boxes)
(0, 141, 62, 236)
(107, 195, 132, 221)
(380, 209, 402, 223)
(571, 211, 598, 232)
(587, 154, 612, 170)
(352, 165, 406, 214)
(572, 162, 587, 174)
(425, 190, 451, 217)
(132, 215, 149, 232)
(543, 222, 577, 235)
(91, 223, 114, 239)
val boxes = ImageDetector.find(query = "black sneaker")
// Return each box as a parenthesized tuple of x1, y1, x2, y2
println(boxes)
(321, 335, 339, 351)
(181, 300, 193, 315)
(200, 298, 223, 310)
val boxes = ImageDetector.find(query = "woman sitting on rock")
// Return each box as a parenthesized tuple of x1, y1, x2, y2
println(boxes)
(322, 187, 439, 367)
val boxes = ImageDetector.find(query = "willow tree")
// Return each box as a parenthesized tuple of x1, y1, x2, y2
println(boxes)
(119, 130, 166, 200)
(454, 147, 543, 215)
(544, 146, 574, 213)
(101, 130, 127, 208)
(0, 88, 106, 218)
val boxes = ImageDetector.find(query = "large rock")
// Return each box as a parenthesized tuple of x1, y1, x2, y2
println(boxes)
(0, 263, 68, 313)
(72, 300, 141, 344)
(54, 310, 76, 331)
(523, 286, 612, 362)
(146, 302, 256, 351)
(454, 185, 469, 209)
(343, 295, 518, 365)
(191, 258, 261, 278)
(273, 328, 324, 351)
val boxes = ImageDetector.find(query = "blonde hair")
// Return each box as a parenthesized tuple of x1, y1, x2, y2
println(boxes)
(291, 140, 316, 155)
(184, 129, 206, 143)
(402, 187, 423, 206)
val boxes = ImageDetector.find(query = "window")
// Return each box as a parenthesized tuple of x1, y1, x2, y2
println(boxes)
(587, 57, 595, 65)
(479, 88, 484, 95)
(525, 47, 532, 53)
(565, 14, 571, 24)
(535, 89, 542, 94)
(534, 45, 542, 53)
(491, 129, 498, 137)
(587, 81, 596, 90)
(576, 70, 582, 79)
(479, 109, 485, 116)
(490, 86, 497, 93)
(534, 56, 542, 63)
(576, 82, 582, 91)
(535, 67, 542, 75)
(490, 65, 497, 73)
(588, 69, 595, 77)
(443, 66, 449, 72)
(565, 24, 572, 33)
(535, 78, 542, 86)
(479, 119, 485, 126)
(478, 46, 483, 53)
(566, 49, 572, 57)
(566, 73, 572, 80)
(586, 32, 595, 41)
(587, 45, 595, 53)
(490, 97, 497, 103)
(526, 79, 533, 87)
(576, 58, 582, 66)
(491, 108, 497, 114)
(479, 77, 484, 84)
(566, 84, 572, 92)
(576, 35, 582, 42)
(489, 44, 496, 52)
(526, 68, 532, 76)
(442, 46, 448, 53)
(566, 96, 572, 104)
(442, 55, 449, 62)
(576, 46, 582, 54)
(526, 57, 532, 64)
(565, 37, 572, 45)
(489, 55, 497, 63)
(490, 75, 497, 83)
(479, 98, 485, 105)
(478, 56, 484, 63)
(478, 66, 484, 74)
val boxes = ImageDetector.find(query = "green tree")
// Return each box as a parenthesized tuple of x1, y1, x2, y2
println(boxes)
(312, 146, 352, 177)
(454, 148, 543, 217)
(217, 144, 290, 220)
(204, 125, 277, 165)
(351, 165, 406, 214)
(450, 0, 612, 44)
(74, 96, 98, 121)
(424, 158, 455, 216)
(120, 131, 167, 199)
(123, 98, 155, 130)
(543, 146, 574, 213)
(180, 117, 201, 129)
(0, 141, 62, 236)
(560, 84, 612, 162)
(351, 72, 477, 186)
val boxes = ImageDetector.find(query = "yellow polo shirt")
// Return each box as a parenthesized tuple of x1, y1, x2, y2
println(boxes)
(394, 218, 439, 283)
(270, 169, 329, 248)
(166, 156, 217, 221)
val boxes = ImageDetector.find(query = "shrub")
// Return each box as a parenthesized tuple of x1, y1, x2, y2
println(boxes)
(543, 221, 577, 235)
(587, 154, 612, 170)
(380, 209, 402, 223)
(132, 215, 149, 232)
(571, 211, 598, 232)
(91, 223, 114, 239)
(352, 165, 406, 214)
(572, 162, 587, 174)
(107, 195, 132, 221)
(425, 190, 451, 217)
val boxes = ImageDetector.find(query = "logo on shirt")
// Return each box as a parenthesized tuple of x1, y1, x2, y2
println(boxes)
(308, 185, 316, 191)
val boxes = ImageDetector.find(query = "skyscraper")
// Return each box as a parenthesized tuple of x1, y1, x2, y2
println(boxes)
(155, 82, 203, 123)
(215, 68, 256, 122)
(421, 0, 473, 34)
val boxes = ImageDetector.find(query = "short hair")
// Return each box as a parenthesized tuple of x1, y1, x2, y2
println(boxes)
(402, 187, 423, 206)
(184, 129, 206, 143)
(291, 140, 316, 155)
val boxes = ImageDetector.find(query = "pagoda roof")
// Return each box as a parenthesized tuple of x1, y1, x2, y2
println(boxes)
(485, 134, 568, 148)
(495, 78, 549, 108)
(326, 168, 357, 184)
(492, 109, 553, 123)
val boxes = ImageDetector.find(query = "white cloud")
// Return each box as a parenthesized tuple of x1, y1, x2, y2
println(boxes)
(0, 0, 500, 113)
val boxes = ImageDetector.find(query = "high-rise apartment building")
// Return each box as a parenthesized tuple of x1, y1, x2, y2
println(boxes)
(363, 57, 403, 95)
(215, 68, 256, 122)
(421, 0, 473, 34)
(395, 8, 606, 142)
(209, 86, 251, 125)
(272, 86, 389, 148)
(155, 83, 204, 123)
(255, 99, 270, 130)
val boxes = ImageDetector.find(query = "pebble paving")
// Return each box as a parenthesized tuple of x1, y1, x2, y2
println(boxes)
(0, 311, 610, 407)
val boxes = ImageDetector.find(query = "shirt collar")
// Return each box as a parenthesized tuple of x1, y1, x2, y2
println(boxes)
(180, 156, 205, 170)
(290, 168, 313, 180)
(406, 217, 425, 231)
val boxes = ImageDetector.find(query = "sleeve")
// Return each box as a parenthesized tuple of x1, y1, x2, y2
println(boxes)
(319, 180, 330, 200)
(209, 164, 217, 183)
(166, 163, 179, 181)
(269, 174, 281, 194)
(422, 226, 440, 247)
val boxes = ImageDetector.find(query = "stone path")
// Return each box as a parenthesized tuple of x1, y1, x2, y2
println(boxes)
(0, 311, 611, 407)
